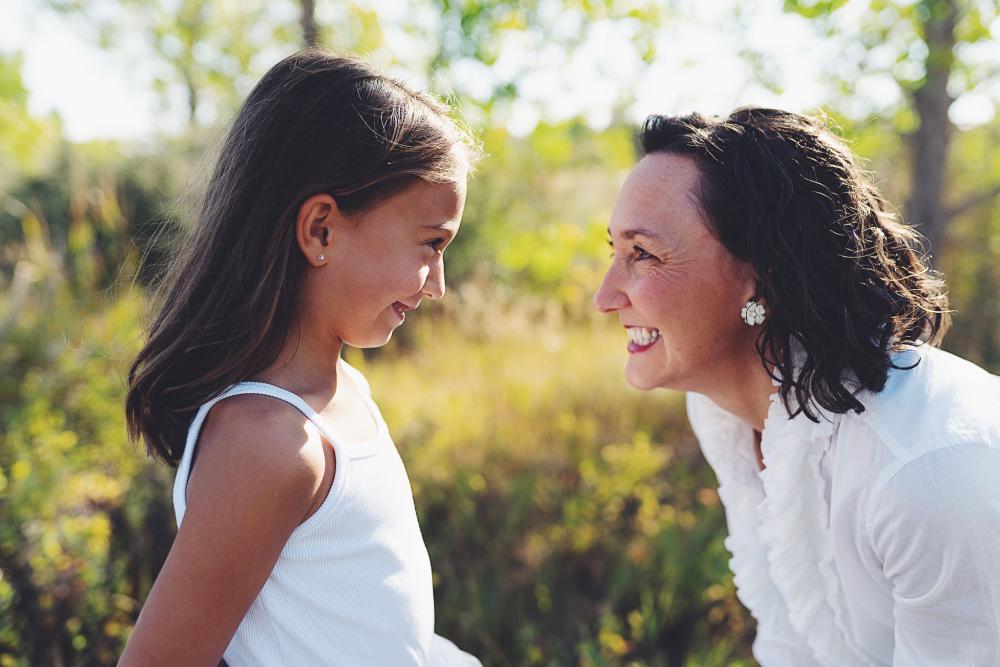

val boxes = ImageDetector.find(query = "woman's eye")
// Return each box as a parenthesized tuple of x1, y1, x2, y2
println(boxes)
(426, 238, 445, 252)
(633, 244, 655, 261)
(607, 239, 656, 261)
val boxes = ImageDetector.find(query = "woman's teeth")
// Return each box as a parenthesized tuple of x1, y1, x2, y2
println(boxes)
(627, 327, 660, 346)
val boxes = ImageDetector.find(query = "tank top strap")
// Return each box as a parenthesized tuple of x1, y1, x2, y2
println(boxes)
(173, 381, 349, 523)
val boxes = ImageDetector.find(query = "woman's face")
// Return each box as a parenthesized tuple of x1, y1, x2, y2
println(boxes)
(312, 175, 467, 348)
(593, 152, 756, 393)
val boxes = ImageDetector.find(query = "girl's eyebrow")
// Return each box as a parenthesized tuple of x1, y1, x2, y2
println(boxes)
(422, 223, 457, 232)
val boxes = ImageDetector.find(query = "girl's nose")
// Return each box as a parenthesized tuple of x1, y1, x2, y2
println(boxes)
(593, 268, 629, 313)
(422, 257, 446, 300)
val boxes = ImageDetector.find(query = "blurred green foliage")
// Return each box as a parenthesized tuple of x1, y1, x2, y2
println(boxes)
(2, 4, 999, 666)
(0, 54, 60, 197)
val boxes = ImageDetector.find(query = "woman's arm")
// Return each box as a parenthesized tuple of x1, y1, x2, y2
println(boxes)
(119, 396, 329, 666)
(868, 442, 1000, 666)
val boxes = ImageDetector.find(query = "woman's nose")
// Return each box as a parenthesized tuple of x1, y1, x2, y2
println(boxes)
(593, 267, 628, 313)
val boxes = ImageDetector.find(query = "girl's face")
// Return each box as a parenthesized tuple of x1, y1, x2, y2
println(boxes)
(309, 175, 467, 348)
(593, 152, 756, 394)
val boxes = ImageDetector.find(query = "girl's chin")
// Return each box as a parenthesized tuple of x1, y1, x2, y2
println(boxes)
(355, 331, 395, 349)
(346, 312, 405, 348)
(341, 326, 394, 349)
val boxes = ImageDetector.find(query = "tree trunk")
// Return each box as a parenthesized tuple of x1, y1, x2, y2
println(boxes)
(905, 0, 958, 262)
(300, 0, 319, 48)
(182, 67, 199, 127)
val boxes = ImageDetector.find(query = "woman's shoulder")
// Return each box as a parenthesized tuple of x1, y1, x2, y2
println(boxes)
(851, 344, 1000, 463)
(878, 344, 999, 401)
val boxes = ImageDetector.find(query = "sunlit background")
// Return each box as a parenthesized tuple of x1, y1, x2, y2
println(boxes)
(1, 1, 998, 665)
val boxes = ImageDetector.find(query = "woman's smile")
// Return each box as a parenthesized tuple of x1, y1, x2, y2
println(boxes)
(625, 325, 661, 353)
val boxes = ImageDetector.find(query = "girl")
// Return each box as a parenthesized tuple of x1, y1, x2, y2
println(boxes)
(121, 50, 481, 666)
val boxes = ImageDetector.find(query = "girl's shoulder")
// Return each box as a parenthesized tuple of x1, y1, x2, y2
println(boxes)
(338, 359, 372, 397)
(189, 392, 329, 511)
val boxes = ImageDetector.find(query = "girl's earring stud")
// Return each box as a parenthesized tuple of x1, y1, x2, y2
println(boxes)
(317, 254, 326, 261)
(741, 300, 766, 326)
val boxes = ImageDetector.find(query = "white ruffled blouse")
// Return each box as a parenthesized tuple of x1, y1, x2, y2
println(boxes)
(686, 345, 1000, 666)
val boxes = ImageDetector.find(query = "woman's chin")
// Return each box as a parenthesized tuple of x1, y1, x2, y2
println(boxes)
(624, 364, 669, 391)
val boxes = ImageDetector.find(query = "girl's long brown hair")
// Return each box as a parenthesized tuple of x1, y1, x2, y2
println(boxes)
(126, 50, 476, 466)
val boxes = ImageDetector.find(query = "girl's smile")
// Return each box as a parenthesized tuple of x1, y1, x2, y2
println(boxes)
(391, 300, 418, 323)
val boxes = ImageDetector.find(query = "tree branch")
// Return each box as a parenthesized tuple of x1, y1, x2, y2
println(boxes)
(945, 183, 1000, 220)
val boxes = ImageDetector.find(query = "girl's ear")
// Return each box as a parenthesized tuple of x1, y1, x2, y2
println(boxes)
(296, 193, 341, 266)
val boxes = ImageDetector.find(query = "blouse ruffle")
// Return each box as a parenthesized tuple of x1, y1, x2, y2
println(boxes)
(687, 389, 871, 666)
(756, 391, 869, 667)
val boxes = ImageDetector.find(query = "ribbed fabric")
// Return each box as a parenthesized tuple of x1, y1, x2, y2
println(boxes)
(173, 363, 480, 666)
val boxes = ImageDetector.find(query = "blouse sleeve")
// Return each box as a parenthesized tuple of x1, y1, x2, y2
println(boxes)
(866, 442, 1000, 666)
(428, 634, 482, 667)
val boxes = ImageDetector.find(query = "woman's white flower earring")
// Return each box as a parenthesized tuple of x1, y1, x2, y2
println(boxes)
(317, 254, 326, 261)
(741, 300, 766, 326)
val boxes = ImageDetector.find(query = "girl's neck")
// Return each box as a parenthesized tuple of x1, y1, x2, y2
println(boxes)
(253, 320, 345, 402)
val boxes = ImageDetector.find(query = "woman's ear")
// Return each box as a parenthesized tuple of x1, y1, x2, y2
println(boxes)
(296, 193, 340, 266)
(737, 261, 761, 305)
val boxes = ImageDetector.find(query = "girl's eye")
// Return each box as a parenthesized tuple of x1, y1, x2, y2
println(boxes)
(426, 238, 445, 252)
(607, 238, 615, 258)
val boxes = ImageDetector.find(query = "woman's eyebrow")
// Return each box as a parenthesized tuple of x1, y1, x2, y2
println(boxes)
(607, 226, 668, 243)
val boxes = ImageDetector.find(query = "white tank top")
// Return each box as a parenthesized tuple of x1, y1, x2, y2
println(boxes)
(172, 364, 480, 666)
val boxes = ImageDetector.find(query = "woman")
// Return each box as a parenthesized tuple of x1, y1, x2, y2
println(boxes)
(593, 107, 1000, 666)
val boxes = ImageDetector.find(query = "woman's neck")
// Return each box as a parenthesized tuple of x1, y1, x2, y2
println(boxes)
(701, 354, 777, 433)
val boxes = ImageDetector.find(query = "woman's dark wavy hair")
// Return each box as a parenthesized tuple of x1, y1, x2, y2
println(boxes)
(126, 49, 478, 466)
(639, 107, 950, 420)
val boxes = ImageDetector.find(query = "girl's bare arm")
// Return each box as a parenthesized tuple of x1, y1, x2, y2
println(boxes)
(119, 397, 329, 666)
